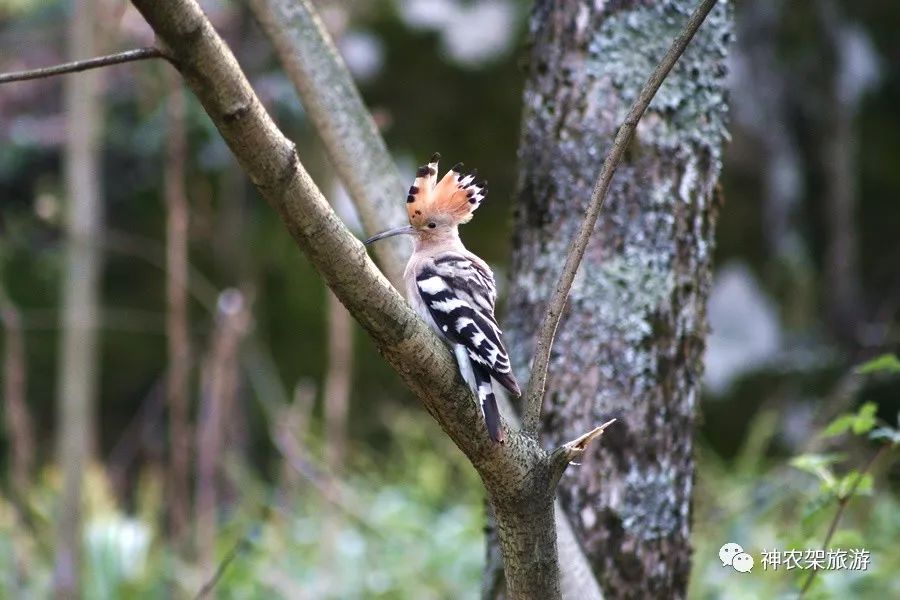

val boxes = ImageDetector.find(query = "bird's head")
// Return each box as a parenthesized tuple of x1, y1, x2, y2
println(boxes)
(364, 152, 486, 246)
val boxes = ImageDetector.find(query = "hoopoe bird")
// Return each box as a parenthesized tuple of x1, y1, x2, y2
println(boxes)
(365, 153, 520, 443)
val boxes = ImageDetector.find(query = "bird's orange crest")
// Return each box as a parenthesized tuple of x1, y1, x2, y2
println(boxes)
(405, 152, 487, 228)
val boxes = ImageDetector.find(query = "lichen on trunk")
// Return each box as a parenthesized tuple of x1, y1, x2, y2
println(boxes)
(505, 1, 732, 597)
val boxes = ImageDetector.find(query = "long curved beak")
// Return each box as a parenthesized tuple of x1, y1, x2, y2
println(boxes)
(364, 225, 415, 245)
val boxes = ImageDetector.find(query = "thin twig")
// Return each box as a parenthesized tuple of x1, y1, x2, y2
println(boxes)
(0, 47, 166, 84)
(522, 0, 721, 434)
(271, 425, 382, 534)
(798, 444, 890, 598)
(241, 346, 385, 536)
(195, 290, 249, 581)
(193, 534, 252, 599)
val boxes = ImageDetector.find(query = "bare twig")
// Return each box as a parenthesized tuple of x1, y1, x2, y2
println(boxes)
(561, 419, 618, 455)
(102, 230, 219, 310)
(193, 534, 252, 599)
(798, 444, 890, 598)
(549, 419, 617, 480)
(195, 290, 249, 581)
(241, 344, 384, 533)
(271, 425, 379, 531)
(107, 374, 166, 487)
(0, 47, 165, 85)
(522, 0, 722, 434)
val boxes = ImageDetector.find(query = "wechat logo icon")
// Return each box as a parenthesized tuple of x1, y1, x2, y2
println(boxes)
(720, 542, 754, 573)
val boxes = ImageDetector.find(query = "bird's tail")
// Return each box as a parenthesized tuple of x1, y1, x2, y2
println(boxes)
(471, 362, 505, 443)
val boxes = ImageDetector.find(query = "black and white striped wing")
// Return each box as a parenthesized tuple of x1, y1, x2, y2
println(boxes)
(416, 253, 521, 396)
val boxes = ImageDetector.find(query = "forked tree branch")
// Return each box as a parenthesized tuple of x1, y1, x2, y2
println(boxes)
(246, 4, 606, 596)
(127, 0, 531, 475)
(0, 47, 166, 84)
(128, 4, 577, 595)
(521, 0, 721, 434)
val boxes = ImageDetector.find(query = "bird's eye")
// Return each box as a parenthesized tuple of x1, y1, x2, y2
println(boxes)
(428, 222, 436, 229)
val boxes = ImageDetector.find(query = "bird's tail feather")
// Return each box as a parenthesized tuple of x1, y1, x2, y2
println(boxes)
(472, 362, 505, 443)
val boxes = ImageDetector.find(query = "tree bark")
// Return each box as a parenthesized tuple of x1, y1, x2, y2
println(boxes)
(505, 1, 732, 598)
(54, 0, 105, 595)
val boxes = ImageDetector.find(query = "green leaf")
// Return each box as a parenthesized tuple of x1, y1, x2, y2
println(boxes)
(790, 453, 840, 486)
(835, 471, 873, 499)
(823, 414, 855, 437)
(800, 491, 835, 532)
(852, 402, 878, 435)
(855, 353, 900, 374)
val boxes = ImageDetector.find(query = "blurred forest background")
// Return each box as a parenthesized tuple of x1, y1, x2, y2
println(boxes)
(0, 0, 899, 598)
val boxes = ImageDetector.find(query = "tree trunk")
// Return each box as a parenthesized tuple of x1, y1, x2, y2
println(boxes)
(504, 1, 732, 598)
(817, 0, 875, 345)
(164, 69, 193, 545)
(54, 0, 105, 595)
(0, 288, 33, 502)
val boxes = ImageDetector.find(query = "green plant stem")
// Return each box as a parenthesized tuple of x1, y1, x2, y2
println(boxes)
(798, 444, 890, 598)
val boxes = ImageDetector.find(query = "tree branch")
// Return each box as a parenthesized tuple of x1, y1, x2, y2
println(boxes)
(521, 0, 721, 434)
(247, 3, 609, 595)
(0, 47, 166, 85)
(129, 3, 570, 595)
(247, 0, 410, 289)
(193, 534, 252, 599)
(495, 394, 607, 599)
(798, 444, 889, 598)
(128, 0, 531, 472)
(549, 419, 617, 483)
